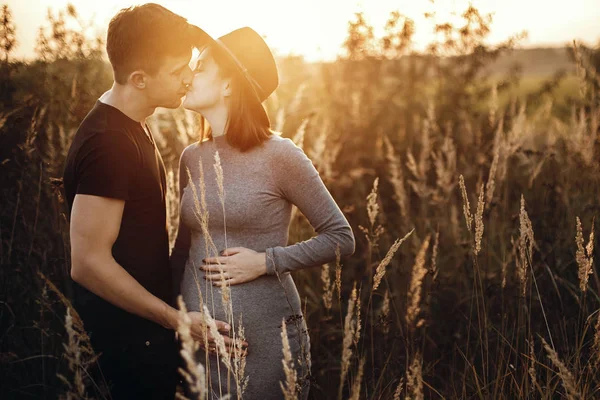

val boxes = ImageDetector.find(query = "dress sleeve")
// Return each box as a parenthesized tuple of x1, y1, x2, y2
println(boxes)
(265, 137, 355, 275)
(75, 130, 137, 200)
(169, 147, 192, 301)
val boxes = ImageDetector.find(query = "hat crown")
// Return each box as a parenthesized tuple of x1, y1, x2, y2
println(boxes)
(217, 27, 279, 102)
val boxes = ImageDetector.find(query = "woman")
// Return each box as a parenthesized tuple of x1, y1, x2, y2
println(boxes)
(170, 27, 355, 400)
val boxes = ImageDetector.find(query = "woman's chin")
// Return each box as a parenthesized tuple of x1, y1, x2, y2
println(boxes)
(182, 97, 195, 110)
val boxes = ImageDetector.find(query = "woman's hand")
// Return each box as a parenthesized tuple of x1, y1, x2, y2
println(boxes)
(201, 247, 267, 286)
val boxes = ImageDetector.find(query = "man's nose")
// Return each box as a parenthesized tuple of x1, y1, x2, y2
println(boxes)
(182, 67, 193, 86)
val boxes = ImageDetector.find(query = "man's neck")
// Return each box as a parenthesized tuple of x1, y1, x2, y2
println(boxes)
(99, 84, 155, 125)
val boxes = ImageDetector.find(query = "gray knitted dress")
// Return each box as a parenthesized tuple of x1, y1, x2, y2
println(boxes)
(170, 133, 355, 400)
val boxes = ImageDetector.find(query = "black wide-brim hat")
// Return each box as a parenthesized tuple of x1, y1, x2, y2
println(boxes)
(190, 26, 279, 126)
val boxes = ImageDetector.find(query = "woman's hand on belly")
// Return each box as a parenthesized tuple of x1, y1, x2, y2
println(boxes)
(201, 247, 267, 286)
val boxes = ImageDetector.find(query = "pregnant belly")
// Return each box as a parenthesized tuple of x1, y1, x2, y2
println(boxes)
(181, 266, 304, 335)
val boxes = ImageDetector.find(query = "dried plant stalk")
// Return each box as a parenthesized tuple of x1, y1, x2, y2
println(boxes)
(321, 263, 333, 311)
(339, 283, 359, 400)
(348, 356, 365, 400)
(406, 236, 431, 329)
(176, 297, 206, 399)
(541, 338, 580, 400)
(335, 244, 342, 304)
(280, 319, 298, 400)
(372, 229, 414, 291)
(459, 175, 473, 232)
(575, 216, 594, 293)
(406, 353, 424, 400)
(474, 184, 485, 255)
(518, 195, 535, 297)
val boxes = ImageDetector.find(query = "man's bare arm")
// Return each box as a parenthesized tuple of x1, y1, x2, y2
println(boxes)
(70, 194, 178, 329)
(69, 194, 246, 351)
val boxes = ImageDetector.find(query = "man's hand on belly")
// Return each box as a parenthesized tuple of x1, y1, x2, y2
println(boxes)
(188, 311, 249, 357)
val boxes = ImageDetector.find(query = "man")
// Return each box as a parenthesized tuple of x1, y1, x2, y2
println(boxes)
(62, 4, 236, 398)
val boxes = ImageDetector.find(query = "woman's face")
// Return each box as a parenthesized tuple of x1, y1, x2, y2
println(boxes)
(183, 48, 230, 112)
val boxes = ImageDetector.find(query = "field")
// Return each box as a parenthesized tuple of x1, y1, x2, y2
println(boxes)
(1, 4, 600, 399)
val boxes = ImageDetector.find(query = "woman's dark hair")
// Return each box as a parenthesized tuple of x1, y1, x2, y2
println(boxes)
(199, 46, 272, 152)
(107, 3, 195, 84)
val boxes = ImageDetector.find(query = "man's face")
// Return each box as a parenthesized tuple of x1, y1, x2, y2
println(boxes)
(144, 50, 193, 109)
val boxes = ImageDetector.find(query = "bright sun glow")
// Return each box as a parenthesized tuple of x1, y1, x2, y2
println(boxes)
(7, 0, 600, 62)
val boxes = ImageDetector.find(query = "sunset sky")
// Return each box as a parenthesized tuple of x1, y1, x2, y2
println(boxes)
(6, 0, 600, 61)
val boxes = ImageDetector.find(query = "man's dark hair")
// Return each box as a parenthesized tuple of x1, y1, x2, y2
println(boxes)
(107, 3, 194, 84)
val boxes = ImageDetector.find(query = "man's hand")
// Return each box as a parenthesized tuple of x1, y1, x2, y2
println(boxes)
(201, 247, 267, 287)
(188, 312, 248, 357)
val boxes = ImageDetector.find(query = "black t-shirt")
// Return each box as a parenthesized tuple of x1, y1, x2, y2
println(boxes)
(63, 100, 172, 341)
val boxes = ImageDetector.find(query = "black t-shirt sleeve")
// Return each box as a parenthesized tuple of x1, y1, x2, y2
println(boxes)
(75, 130, 138, 200)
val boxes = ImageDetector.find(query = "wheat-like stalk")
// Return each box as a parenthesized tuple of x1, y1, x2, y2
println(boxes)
(406, 150, 420, 181)
(280, 319, 298, 400)
(354, 293, 362, 347)
(575, 216, 594, 293)
(339, 282, 358, 400)
(459, 175, 473, 232)
(349, 356, 365, 400)
(432, 135, 457, 202)
(406, 236, 431, 329)
(288, 83, 306, 116)
(202, 305, 232, 371)
(393, 377, 404, 400)
(430, 229, 440, 281)
(528, 339, 537, 392)
(166, 168, 179, 250)
(418, 101, 434, 178)
(214, 151, 225, 206)
(187, 160, 232, 370)
(321, 263, 333, 311)
(586, 218, 595, 260)
(366, 177, 380, 229)
(335, 244, 342, 304)
(592, 311, 600, 367)
(185, 163, 217, 255)
(573, 40, 588, 102)
(57, 308, 86, 400)
(292, 118, 309, 150)
(383, 134, 409, 221)
(501, 257, 508, 290)
(405, 352, 424, 400)
(474, 184, 485, 255)
(380, 289, 390, 336)
(541, 337, 581, 400)
(288, 119, 309, 223)
(212, 150, 234, 327)
(176, 297, 206, 399)
(233, 315, 249, 397)
(309, 120, 340, 183)
(518, 195, 535, 297)
(485, 117, 503, 207)
(274, 107, 286, 133)
(372, 229, 414, 291)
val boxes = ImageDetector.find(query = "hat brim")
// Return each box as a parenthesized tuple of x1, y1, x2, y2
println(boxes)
(189, 25, 271, 127)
